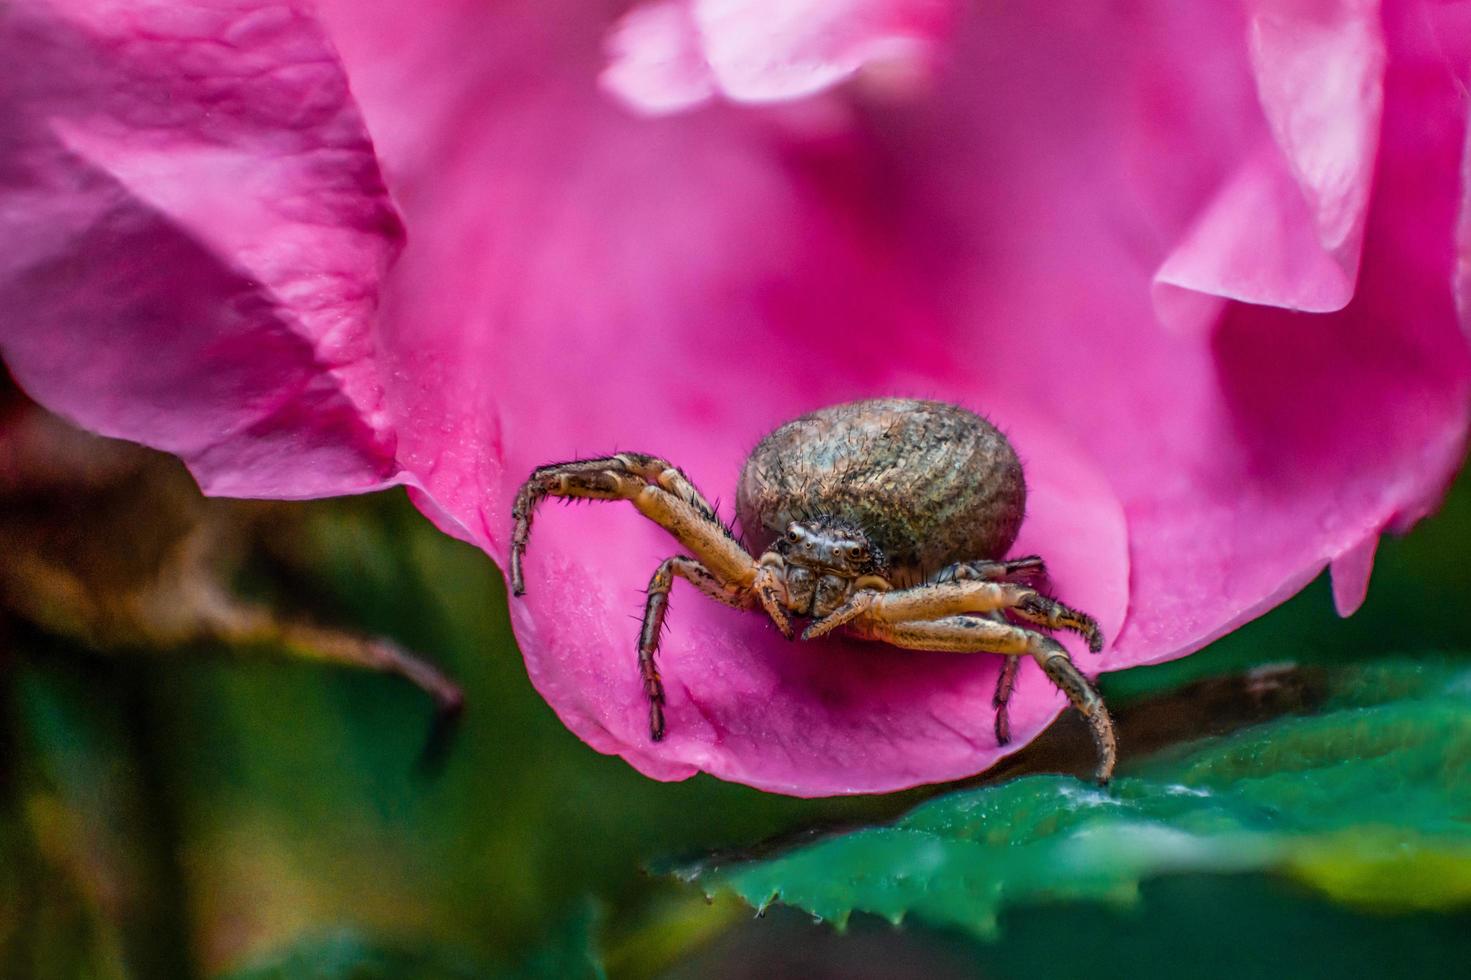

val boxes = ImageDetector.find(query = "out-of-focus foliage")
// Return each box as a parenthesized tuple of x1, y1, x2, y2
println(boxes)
(686, 658, 1471, 934)
(3, 421, 1471, 978)
(219, 929, 491, 980)
(0, 474, 907, 978)
(0, 385, 462, 717)
(221, 904, 604, 980)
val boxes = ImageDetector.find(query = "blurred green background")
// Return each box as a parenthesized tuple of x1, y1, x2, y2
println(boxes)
(3, 415, 1470, 979)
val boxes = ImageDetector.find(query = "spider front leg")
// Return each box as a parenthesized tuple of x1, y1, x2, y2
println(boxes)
(857, 615, 1116, 784)
(936, 556, 1047, 584)
(511, 453, 756, 595)
(513, 454, 792, 742)
(804, 578, 1103, 653)
(639, 555, 752, 740)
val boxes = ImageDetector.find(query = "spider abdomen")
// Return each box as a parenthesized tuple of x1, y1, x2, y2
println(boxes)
(736, 398, 1025, 582)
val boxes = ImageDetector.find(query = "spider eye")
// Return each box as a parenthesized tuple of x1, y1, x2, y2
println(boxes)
(848, 545, 868, 561)
(785, 527, 801, 543)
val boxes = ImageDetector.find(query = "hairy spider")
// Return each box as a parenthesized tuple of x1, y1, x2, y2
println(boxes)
(511, 398, 1115, 784)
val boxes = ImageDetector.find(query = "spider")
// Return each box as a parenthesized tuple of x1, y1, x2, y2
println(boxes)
(511, 398, 1116, 784)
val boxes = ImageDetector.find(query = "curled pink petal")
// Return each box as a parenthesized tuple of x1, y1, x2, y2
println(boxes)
(1154, 144, 1359, 320)
(1156, 0, 1385, 320)
(0, 0, 404, 498)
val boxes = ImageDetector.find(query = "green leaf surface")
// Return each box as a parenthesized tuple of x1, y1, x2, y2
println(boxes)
(687, 658, 1471, 936)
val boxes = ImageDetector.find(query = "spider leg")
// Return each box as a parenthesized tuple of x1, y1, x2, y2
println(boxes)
(639, 555, 751, 741)
(855, 615, 1116, 784)
(511, 453, 756, 596)
(934, 560, 1063, 747)
(935, 556, 1047, 583)
(993, 650, 1021, 746)
(928, 561, 1084, 747)
(804, 579, 1102, 652)
(753, 554, 795, 639)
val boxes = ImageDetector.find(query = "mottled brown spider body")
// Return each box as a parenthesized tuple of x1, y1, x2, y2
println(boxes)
(511, 398, 1116, 783)
(738, 399, 1026, 586)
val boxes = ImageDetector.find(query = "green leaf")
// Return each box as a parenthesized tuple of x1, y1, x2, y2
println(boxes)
(686, 657, 1471, 937)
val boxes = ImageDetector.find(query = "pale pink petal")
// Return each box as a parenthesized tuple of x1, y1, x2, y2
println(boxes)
(603, 0, 956, 113)
(0, 0, 403, 498)
(695, 0, 954, 103)
(600, 0, 717, 116)
(1249, 0, 1383, 257)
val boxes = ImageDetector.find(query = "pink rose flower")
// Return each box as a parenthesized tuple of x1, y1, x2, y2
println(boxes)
(2, 0, 1467, 795)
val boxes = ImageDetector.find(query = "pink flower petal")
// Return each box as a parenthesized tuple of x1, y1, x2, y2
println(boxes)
(603, 0, 956, 113)
(0, 0, 403, 498)
(1121, 0, 1471, 660)
(1154, 143, 1360, 321)
(1330, 534, 1378, 617)
(896, 0, 1468, 667)
(316, 0, 1127, 793)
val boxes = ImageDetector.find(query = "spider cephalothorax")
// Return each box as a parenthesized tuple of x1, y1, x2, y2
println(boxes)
(774, 518, 888, 618)
(511, 398, 1116, 783)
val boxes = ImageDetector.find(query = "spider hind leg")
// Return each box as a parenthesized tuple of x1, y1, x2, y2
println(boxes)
(993, 652, 1021, 746)
(855, 614, 1116, 784)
